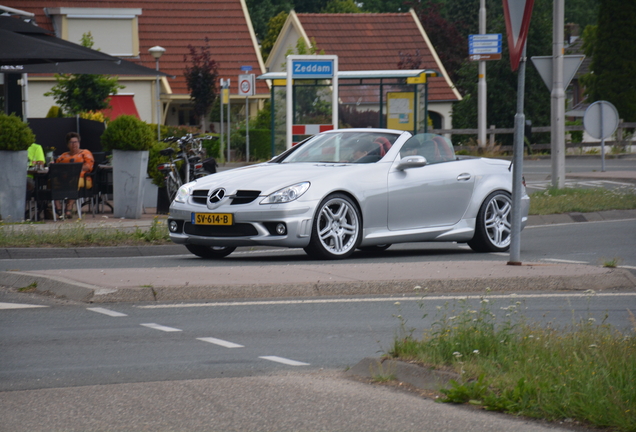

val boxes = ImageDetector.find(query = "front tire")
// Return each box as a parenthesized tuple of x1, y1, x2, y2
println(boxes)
(166, 176, 180, 203)
(304, 194, 362, 259)
(186, 244, 236, 259)
(468, 191, 512, 252)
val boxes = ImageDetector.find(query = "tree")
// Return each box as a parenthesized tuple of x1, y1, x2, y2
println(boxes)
(358, 0, 407, 12)
(44, 32, 123, 116)
(450, 0, 553, 145)
(564, 0, 599, 32)
(321, 0, 361, 13)
(409, 1, 465, 83)
(245, 0, 293, 41)
(184, 39, 220, 133)
(261, 11, 289, 62)
(580, 0, 636, 122)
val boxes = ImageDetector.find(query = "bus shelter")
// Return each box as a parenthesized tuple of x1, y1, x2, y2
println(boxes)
(256, 69, 439, 157)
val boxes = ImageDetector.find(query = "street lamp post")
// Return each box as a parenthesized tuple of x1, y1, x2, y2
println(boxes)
(149, 46, 166, 141)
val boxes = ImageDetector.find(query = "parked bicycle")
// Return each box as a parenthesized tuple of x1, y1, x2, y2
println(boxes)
(157, 134, 218, 202)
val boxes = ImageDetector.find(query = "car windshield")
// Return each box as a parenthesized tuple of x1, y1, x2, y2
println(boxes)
(399, 133, 456, 163)
(280, 131, 400, 164)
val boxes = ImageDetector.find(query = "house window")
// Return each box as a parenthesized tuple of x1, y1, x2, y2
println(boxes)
(45, 7, 142, 57)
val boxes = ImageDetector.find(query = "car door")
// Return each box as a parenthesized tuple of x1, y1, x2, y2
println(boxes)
(387, 158, 475, 231)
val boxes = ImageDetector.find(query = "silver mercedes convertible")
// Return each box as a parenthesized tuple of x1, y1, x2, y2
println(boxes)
(167, 129, 529, 259)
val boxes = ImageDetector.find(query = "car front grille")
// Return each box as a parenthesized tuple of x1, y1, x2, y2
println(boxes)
(184, 222, 258, 237)
(189, 189, 261, 206)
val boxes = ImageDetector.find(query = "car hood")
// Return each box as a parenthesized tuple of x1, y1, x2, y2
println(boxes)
(191, 162, 360, 195)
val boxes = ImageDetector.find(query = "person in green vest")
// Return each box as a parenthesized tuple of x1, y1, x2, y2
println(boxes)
(27, 142, 45, 193)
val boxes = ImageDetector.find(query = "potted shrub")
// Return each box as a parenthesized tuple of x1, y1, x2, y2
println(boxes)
(101, 115, 155, 219)
(0, 113, 35, 222)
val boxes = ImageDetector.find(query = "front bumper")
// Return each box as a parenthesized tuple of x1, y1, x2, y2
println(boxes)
(167, 201, 316, 248)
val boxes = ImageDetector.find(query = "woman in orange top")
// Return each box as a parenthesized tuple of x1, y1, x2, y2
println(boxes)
(54, 132, 94, 219)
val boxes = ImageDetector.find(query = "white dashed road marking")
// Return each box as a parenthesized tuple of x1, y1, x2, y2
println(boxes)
(140, 323, 182, 332)
(259, 356, 310, 366)
(0, 302, 48, 310)
(87, 307, 127, 317)
(197, 337, 244, 348)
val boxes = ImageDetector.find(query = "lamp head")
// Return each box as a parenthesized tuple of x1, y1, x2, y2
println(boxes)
(149, 46, 166, 60)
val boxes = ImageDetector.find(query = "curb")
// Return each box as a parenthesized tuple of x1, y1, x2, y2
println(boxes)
(0, 244, 187, 260)
(2, 268, 635, 303)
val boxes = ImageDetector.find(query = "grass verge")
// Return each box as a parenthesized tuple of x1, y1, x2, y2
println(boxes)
(0, 217, 170, 248)
(529, 187, 636, 215)
(389, 294, 636, 431)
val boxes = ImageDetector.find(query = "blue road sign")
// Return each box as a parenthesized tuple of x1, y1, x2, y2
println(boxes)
(291, 60, 334, 79)
(469, 34, 502, 55)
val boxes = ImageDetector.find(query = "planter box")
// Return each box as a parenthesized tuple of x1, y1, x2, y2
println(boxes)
(112, 149, 149, 219)
(0, 150, 28, 222)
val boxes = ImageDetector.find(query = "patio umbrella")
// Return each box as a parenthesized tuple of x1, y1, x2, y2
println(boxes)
(8, 59, 170, 76)
(0, 17, 117, 66)
(0, 16, 168, 76)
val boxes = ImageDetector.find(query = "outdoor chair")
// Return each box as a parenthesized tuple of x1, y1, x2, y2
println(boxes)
(80, 152, 107, 217)
(38, 162, 83, 221)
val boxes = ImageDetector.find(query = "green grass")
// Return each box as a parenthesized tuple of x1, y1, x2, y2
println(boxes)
(389, 296, 636, 431)
(529, 187, 636, 215)
(0, 217, 170, 248)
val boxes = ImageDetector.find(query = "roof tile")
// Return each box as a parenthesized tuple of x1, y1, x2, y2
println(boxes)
(296, 13, 458, 102)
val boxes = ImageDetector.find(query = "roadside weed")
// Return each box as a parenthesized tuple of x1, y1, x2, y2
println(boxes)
(389, 293, 636, 431)
(602, 257, 620, 268)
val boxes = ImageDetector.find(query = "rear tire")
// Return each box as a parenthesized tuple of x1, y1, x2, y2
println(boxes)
(468, 191, 512, 253)
(186, 244, 236, 259)
(304, 193, 361, 260)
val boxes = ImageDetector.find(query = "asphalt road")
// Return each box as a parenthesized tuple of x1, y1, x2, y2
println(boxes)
(2, 291, 635, 393)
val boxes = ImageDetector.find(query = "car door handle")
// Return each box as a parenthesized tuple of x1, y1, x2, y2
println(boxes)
(457, 173, 472, 181)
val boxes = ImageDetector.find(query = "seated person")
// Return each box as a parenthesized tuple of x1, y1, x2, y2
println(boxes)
(349, 138, 380, 163)
(53, 132, 94, 220)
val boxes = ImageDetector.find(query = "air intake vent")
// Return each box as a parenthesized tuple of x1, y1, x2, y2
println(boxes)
(230, 190, 260, 205)
(191, 189, 208, 205)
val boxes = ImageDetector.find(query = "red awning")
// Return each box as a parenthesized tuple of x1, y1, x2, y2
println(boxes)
(101, 94, 140, 120)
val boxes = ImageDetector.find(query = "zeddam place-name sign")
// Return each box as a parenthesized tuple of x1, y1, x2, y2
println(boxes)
(292, 60, 334, 79)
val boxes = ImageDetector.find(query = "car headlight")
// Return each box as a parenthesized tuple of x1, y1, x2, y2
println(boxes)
(260, 182, 310, 204)
(174, 183, 194, 203)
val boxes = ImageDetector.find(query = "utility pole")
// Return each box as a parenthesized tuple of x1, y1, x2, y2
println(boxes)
(551, 0, 565, 188)
(478, 0, 487, 147)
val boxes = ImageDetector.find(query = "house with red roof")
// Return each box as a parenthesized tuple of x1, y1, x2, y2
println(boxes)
(266, 10, 461, 130)
(1, 0, 269, 128)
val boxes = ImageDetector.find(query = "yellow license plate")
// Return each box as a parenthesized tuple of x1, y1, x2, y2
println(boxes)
(192, 213, 233, 225)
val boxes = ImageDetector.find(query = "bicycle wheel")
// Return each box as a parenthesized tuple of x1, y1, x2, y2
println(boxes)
(165, 175, 180, 203)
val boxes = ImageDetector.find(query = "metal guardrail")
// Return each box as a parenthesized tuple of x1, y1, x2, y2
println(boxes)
(431, 122, 636, 151)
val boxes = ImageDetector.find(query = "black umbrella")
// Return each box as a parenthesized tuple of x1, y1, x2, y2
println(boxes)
(0, 17, 117, 66)
(0, 16, 168, 76)
(8, 59, 170, 76)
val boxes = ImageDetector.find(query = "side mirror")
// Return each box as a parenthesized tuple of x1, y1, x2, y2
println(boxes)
(396, 155, 427, 170)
